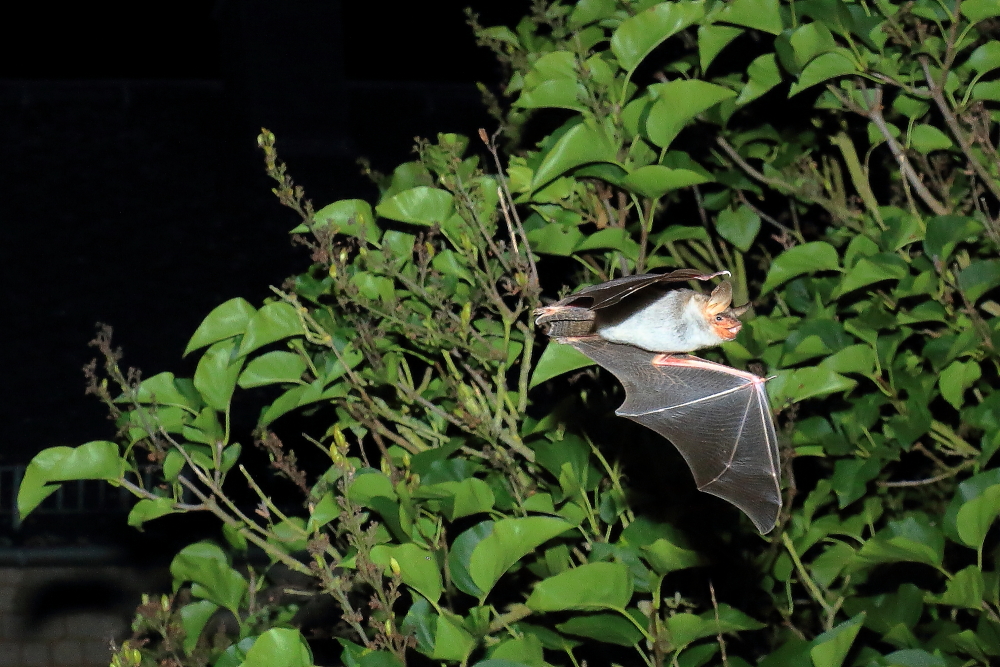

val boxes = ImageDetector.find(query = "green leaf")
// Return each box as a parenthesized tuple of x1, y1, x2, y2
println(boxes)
(832, 253, 909, 298)
(715, 205, 761, 252)
(910, 124, 953, 153)
(575, 228, 642, 258)
(184, 298, 256, 356)
(622, 164, 711, 198)
(216, 638, 256, 667)
(371, 543, 443, 603)
(878, 650, 945, 667)
(376, 186, 455, 225)
(194, 339, 245, 412)
(857, 517, 944, 568)
(831, 458, 880, 508)
(944, 469, 1000, 543)
(645, 80, 736, 149)
(433, 249, 474, 284)
(768, 366, 857, 406)
(820, 344, 876, 376)
(133, 372, 201, 409)
(789, 51, 857, 97)
(958, 259, 1000, 302)
(525, 223, 585, 256)
(719, 0, 783, 34)
(237, 351, 308, 388)
(962, 0, 1000, 23)
(259, 381, 336, 427)
(531, 122, 619, 191)
(431, 616, 478, 662)
(348, 470, 397, 504)
(569, 0, 619, 28)
(665, 613, 716, 648)
(786, 22, 839, 71)
(760, 242, 840, 294)
(469, 517, 573, 599)
(517, 52, 586, 112)
(526, 561, 633, 611)
(293, 199, 380, 242)
(935, 565, 985, 609)
(939, 360, 981, 410)
(180, 600, 219, 655)
(338, 640, 404, 667)
(128, 497, 179, 528)
(306, 492, 338, 532)
(923, 215, 982, 261)
(529, 342, 594, 388)
(957, 484, 1000, 550)
(611, 0, 706, 74)
(267, 517, 309, 554)
(557, 612, 644, 646)
(171, 541, 248, 614)
(711, 604, 766, 632)
(416, 478, 496, 520)
(972, 80, 1000, 101)
(641, 537, 704, 574)
(698, 25, 743, 71)
(893, 93, 930, 118)
(239, 628, 313, 667)
(237, 302, 303, 357)
(17, 441, 127, 519)
(488, 635, 546, 666)
(449, 522, 495, 598)
(736, 54, 782, 105)
(810, 613, 864, 667)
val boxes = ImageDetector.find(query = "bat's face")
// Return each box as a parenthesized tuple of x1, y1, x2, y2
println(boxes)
(704, 281, 744, 341)
(710, 312, 743, 341)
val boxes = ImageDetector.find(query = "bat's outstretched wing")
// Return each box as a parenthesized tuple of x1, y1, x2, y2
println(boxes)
(569, 337, 781, 533)
(549, 269, 729, 311)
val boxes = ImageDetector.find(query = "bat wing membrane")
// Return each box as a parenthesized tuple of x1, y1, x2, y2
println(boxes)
(570, 338, 781, 533)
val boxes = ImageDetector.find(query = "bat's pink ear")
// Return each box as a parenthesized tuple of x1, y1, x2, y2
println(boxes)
(706, 281, 733, 315)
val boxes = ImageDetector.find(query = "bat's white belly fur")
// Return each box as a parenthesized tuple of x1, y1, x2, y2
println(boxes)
(597, 291, 718, 352)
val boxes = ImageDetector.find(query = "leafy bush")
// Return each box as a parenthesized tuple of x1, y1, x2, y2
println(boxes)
(21, 1, 1000, 666)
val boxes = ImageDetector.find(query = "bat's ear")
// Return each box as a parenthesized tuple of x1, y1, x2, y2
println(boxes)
(706, 281, 733, 315)
(731, 303, 752, 317)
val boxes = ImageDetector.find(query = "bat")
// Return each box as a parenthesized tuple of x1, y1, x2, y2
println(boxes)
(535, 269, 781, 533)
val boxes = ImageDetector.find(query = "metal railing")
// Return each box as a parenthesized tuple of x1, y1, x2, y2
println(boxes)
(0, 465, 157, 530)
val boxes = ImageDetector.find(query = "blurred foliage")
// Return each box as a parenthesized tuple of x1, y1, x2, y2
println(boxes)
(24, 1, 1000, 666)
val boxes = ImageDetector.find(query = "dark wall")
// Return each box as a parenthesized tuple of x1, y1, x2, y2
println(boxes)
(1, 1, 525, 475)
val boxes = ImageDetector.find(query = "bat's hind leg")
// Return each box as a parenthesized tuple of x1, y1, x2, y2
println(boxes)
(651, 353, 692, 366)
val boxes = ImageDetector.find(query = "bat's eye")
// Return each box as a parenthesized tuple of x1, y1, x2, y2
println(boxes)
(715, 315, 724, 322)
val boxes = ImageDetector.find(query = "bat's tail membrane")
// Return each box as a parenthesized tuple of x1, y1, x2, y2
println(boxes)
(534, 305, 597, 338)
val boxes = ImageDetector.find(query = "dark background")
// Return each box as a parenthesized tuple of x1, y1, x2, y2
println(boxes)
(0, 1, 528, 550)
(2, 0, 525, 466)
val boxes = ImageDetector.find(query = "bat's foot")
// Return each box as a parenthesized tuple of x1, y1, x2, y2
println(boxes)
(652, 353, 679, 366)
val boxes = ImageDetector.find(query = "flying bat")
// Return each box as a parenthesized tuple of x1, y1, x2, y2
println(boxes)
(535, 269, 781, 533)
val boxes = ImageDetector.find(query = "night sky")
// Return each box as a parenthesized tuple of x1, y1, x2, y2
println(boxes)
(1, 1, 526, 467)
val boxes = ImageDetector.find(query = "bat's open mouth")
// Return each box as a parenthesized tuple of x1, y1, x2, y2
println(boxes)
(726, 323, 743, 338)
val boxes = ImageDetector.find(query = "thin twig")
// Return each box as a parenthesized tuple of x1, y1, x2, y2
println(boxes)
(782, 532, 836, 630)
(716, 136, 859, 222)
(830, 84, 949, 215)
(878, 459, 976, 487)
(736, 191, 804, 243)
(709, 581, 729, 667)
(920, 57, 1000, 202)
(480, 128, 539, 287)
